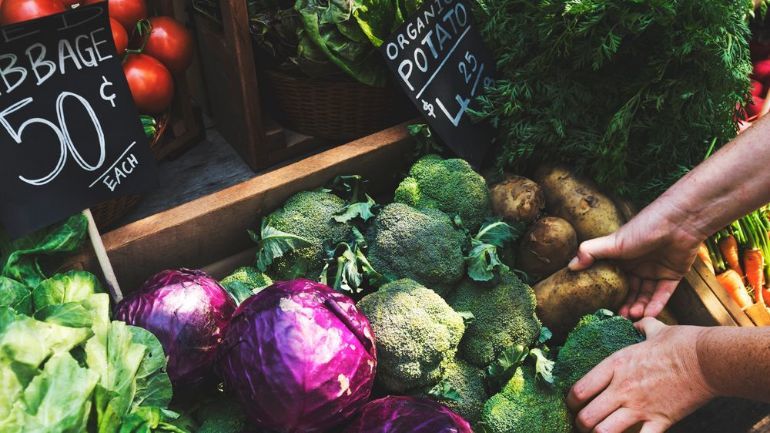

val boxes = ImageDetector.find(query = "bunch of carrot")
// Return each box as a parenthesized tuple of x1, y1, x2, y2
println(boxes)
(701, 207, 770, 309)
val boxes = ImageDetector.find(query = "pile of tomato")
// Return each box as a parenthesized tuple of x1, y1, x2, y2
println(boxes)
(0, 0, 193, 115)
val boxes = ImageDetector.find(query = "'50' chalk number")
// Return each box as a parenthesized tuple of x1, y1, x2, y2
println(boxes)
(0, 92, 106, 186)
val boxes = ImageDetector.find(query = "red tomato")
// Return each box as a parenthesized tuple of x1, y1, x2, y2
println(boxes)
(0, 0, 65, 25)
(110, 17, 128, 55)
(82, 0, 146, 31)
(61, 0, 79, 6)
(123, 54, 174, 114)
(143, 16, 193, 74)
(751, 79, 764, 99)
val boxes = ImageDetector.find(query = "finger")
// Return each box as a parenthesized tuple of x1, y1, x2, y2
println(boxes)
(574, 386, 623, 432)
(567, 357, 615, 412)
(633, 316, 665, 337)
(638, 420, 669, 433)
(590, 408, 643, 433)
(569, 235, 618, 271)
(620, 276, 641, 318)
(643, 279, 679, 318)
(630, 280, 656, 320)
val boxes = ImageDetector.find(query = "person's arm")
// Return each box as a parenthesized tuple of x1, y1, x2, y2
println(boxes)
(697, 325, 770, 402)
(569, 115, 770, 319)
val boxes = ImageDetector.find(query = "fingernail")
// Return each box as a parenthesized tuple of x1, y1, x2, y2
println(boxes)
(568, 257, 579, 268)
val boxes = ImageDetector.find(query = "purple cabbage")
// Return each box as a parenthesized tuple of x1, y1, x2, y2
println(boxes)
(115, 269, 236, 389)
(217, 279, 376, 433)
(342, 396, 474, 433)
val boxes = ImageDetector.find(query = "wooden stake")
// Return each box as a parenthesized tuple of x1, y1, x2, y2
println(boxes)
(82, 209, 123, 303)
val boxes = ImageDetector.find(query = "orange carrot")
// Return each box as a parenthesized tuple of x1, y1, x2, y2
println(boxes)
(698, 243, 714, 274)
(719, 235, 743, 275)
(744, 248, 765, 303)
(716, 269, 752, 309)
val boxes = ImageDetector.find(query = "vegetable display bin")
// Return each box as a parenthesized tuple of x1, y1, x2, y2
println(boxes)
(65, 123, 770, 433)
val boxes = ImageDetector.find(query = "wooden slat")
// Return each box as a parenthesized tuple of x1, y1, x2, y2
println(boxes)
(70, 123, 414, 290)
(693, 257, 756, 327)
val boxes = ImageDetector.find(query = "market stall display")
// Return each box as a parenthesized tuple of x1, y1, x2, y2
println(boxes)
(5, 0, 770, 431)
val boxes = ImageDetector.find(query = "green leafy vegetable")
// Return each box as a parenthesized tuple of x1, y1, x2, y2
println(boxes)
(250, 219, 313, 272)
(477, 0, 753, 204)
(427, 378, 463, 403)
(465, 220, 521, 282)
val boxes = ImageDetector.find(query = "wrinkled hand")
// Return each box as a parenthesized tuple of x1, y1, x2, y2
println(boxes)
(568, 204, 703, 319)
(567, 318, 716, 433)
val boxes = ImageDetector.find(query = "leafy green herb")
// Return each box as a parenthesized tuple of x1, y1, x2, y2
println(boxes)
(427, 378, 463, 403)
(250, 219, 313, 272)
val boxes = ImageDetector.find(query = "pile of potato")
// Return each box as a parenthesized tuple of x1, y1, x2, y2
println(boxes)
(490, 165, 629, 339)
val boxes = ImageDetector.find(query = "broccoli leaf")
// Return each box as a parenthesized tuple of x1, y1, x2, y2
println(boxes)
(0, 276, 32, 315)
(250, 219, 313, 272)
(408, 123, 446, 157)
(466, 220, 522, 282)
(457, 311, 475, 326)
(486, 344, 528, 389)
(427, 378, 463, 403)
(529, 348, 555, 385)
(538, 327, 553, 345)
(334, 195, 377, 224)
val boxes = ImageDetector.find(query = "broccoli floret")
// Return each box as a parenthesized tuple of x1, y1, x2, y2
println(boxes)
(480, 366, 572, 433)
(196, 398, 247, 433)
(394, 154, 491, 230)
(265, 191, 352, 280)
(366, 203, 466, 296)
(555, 311, 644, 391)
(449, 271, 541, 367)
(419, 358, 488, 424)
(220, 266, 272, 304)
(357, 279, 466, 392)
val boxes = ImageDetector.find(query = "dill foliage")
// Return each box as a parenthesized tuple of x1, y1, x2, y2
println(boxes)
(477, 0, 753, 203)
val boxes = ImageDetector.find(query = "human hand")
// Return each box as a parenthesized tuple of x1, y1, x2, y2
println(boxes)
(567, 318, 716, 433)
(568, 203, 704, 320)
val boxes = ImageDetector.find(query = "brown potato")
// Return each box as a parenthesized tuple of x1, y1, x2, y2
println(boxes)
(489, 175, 544, 223)
(533, 165, 624, 241)
(517, 217, 578, 278)
(533, 262, 629, 339)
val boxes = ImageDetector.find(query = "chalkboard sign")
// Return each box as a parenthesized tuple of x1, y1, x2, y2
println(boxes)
(380, 0, 495, 166)
(0, 4, 157, 237)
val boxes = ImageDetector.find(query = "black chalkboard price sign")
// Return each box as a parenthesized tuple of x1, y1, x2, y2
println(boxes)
(380, 0, 495, 166)
(0, 3, 157, 237)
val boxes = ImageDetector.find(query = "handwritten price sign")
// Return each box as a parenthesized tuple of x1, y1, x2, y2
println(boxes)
(0, 3, 156, 236)
(380, 0, 495, 166)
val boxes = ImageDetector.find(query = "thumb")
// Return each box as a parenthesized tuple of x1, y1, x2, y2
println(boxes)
(568, 234, 618, 271)
(633, 316, 666, 338)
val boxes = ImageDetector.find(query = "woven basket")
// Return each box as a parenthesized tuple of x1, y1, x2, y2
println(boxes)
(91, 114, 169, 230)
(261, 69, 410, 141)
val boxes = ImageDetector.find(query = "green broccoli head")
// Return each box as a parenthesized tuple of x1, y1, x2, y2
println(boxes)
(555, 311, 644, 391)
(220, 266, 273, 305)
(357, 279, 466, 392)
(449, 270, 541, 367)
(267, 191, 352, 280)
(419, 358, 489, 424)
(480, 366, 572, 433)
(394, 154, 491, 230)
(366, 203, 466, 296)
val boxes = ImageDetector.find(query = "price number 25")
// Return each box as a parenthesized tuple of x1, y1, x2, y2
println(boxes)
(0, 93, 106, 186)
(436, 51, 493, 127)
